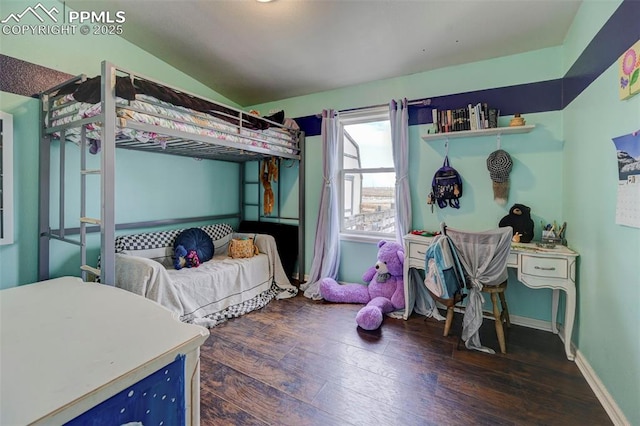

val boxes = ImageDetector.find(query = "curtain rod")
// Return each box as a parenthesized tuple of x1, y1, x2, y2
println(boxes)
(338, 98, 434, 114)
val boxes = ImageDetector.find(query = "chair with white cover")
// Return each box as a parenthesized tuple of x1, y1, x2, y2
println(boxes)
(444, 225, 513, 354)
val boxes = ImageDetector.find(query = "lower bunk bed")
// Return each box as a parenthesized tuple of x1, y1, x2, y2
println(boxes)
(114, 223, 297, 327)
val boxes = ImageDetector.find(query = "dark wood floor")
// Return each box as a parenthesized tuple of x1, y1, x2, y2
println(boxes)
(199, 293, 611, 425)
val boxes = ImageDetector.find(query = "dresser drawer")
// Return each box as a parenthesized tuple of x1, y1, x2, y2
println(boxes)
(521, 255, 568, 279)
(409, 241, 430, 260)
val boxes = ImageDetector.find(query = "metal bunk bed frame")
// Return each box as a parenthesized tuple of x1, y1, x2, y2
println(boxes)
(38, 61, 305, 286)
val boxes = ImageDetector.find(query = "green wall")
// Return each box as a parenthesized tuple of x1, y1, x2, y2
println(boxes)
(0, 93, 41, 288)
(562, 2, 639, 423)
(253, 47, 566, 322)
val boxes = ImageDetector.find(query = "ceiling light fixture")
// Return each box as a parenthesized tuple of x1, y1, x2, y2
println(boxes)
(256, 0, 275, 2)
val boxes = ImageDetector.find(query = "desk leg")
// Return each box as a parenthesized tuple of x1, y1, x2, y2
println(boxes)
(563, 286, 576, 361)
(403, 263, 410, 320)
(551, 289, 559, 334)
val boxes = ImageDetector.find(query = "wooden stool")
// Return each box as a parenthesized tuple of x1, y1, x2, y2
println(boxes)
(429, 281, 510, 353)
(428, 291, 465, 337)
(482, 280, 510, 353)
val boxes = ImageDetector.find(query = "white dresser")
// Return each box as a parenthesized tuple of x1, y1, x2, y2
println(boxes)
(0, 277, 209, 425)
(402, 234, 579, 360)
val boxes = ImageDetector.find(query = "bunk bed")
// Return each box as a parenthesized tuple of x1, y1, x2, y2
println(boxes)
(38, 61, 305, 317)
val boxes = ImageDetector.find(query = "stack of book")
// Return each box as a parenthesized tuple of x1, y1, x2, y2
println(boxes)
(431, 103, 499, 133)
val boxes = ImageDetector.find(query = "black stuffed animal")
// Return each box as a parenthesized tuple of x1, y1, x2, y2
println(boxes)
(499, 204, 534, 243)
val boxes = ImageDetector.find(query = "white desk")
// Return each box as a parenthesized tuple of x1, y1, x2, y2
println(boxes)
(402, 234, 579, 361)
(0, 277, 210, 425)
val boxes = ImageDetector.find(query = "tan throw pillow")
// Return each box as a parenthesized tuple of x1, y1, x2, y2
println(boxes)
(228, 237, 259, 259)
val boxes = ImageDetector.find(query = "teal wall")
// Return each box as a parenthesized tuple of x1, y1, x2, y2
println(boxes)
(0, 0, 241, 287)
(0, 93, 41, 288)
(562, 2, 639, 423)
(253, 47, 566, 321)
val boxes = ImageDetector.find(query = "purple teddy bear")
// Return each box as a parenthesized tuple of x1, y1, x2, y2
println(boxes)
(320, 240, 405, 330)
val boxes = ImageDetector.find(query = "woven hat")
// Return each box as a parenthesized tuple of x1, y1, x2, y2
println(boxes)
(486, 149, 513, 183)
(486, 149, 513, 205)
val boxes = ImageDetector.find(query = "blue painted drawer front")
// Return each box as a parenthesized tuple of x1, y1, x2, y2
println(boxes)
(65, 355, 185, 426)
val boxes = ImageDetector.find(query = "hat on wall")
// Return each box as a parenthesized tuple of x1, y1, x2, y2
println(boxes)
(486, 149, 513, 206)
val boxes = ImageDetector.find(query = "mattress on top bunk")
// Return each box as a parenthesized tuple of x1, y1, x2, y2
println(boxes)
(46, 77, 300, 157)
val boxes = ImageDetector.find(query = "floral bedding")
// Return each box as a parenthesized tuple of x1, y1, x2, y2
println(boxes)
(48, 93, 299, 156)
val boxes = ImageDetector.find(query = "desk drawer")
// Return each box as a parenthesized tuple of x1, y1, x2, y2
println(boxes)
(521, 255, 568, 279)
(409, 242, 429, 261)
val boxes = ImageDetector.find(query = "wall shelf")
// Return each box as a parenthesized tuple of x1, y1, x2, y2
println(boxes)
(421, 124, 535, 141)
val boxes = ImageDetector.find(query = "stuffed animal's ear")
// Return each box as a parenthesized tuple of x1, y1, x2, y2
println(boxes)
(378, 240, 387, 249)
(397, 250, 405, 264)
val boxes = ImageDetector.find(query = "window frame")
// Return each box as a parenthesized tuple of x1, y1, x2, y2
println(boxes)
(338, 107, 395, 242)
(0, 111, 14, 245)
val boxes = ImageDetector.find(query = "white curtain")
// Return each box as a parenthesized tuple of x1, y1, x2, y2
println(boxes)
(300, 110, 340, 299)
(390, 98, 411, 243)
(389, 98, 430, 320)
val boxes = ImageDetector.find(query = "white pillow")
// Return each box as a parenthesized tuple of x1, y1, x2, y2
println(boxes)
(212, 234, 232, 257)
(120, 246, 174, 268)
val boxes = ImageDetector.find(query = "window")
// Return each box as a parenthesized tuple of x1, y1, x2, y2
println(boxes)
(339, 108, 395, 239)
(0, 111, 14, 245)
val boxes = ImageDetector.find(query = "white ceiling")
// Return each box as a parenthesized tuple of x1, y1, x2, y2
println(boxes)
(69, 0, 582, 106)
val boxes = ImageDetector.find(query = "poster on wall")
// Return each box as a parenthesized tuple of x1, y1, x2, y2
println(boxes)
(612, 131, 640, 228)
(619, 40, 640, 100)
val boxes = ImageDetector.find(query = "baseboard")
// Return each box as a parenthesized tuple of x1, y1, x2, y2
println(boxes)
(292, 273, 310, 284)
(450, 306, 554, 332)
(574, 350, 630, 426)
(507, 314, 554, 332)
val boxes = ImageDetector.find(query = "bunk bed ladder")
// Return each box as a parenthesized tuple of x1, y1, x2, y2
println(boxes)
(39, 74, 90, 282)
(79, 126, 102, 281)
(75, 61, 116, 284)
(241, 162, 260, 220)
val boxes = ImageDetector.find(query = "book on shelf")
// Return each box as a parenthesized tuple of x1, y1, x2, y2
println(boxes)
(431, 102, 500, 134)
(488, 108, 499, 128)
(469, 104, 477, 130)
(482, 103, 489, 129)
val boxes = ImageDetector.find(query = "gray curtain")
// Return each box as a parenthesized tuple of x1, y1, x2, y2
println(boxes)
(446, 226, 513, 353)
(301, 110, 340, 299)
(389, 98, 411, 243)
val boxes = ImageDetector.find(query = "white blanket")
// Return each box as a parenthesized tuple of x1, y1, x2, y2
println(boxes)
(115, 233, 297, 327)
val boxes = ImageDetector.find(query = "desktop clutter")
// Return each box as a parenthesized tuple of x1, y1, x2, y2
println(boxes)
(539, 221, 567, 248)
(498, 203, 567, 248)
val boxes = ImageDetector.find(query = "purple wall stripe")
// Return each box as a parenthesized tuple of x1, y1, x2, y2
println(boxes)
(562, 0, 640, 108)
(294, 114, 323, 137)
(407, 79, 563, 126)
